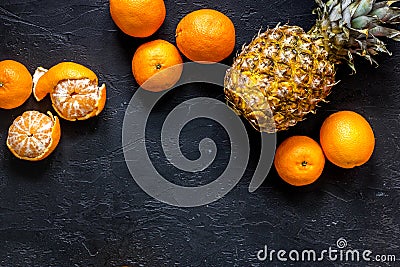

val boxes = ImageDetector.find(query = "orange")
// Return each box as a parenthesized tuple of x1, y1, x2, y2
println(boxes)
(132, 39, 183, 92)
(0, 60, 32, 109)
(176, 9, 235, 63)
(320, 111, 375, 168)
(109, 0, 166, 38)
(33, 62, 106, 121)
(6, 110, 61, 161)
(274, 136, 325, 186)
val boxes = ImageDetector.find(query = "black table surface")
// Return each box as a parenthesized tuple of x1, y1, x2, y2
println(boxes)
(1, 0, 400, 266)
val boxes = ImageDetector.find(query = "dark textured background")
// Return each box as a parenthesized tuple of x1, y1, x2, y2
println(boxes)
(1, 0, 400, 266)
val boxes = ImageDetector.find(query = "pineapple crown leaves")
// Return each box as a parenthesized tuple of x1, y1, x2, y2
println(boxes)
(311, 0, 400, 72)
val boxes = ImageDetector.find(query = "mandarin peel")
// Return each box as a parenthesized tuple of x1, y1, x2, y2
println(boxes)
(33, 62, 98, 101)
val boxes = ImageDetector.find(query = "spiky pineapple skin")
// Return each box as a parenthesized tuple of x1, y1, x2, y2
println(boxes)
(224, 25, 336, 133)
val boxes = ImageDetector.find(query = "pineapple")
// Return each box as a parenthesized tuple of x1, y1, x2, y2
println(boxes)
(224, 0, 400, 133)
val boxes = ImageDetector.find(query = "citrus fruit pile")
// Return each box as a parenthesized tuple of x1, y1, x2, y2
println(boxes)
(109, 0, 236, 91)
(107, 1, 379, 187)
(0, 0, 382, 188)
(1, 59, 106, 161)
(275, 111, 375, 186)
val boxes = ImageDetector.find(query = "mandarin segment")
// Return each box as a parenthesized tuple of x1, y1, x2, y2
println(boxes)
(6, 111, 61, 161)
(0, 60, 32, 109)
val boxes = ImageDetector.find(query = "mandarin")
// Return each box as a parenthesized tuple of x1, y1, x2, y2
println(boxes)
(274, 136, 325, 186)
(176, 9, 235, 63)
(110, 0, 166, 38)
(320, 111, 375, 168)
(132, 40, 183, 92)
(33, 62, 106, 121)
(0, 60, 32, 109)
(7, 111, 61, 161)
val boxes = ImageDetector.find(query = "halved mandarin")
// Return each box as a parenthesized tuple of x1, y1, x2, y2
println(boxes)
(6, 110, 61, 161)
(33, 62, 106, 121)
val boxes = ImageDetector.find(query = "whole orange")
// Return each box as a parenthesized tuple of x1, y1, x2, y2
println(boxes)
(109, 0, 166, 38)
(0, 60, 32, 109)
(274, 136, 325, 186)
(176, 9, 235, 63)
(320, 111, 375, 168)
(132, 40, 183, 92)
